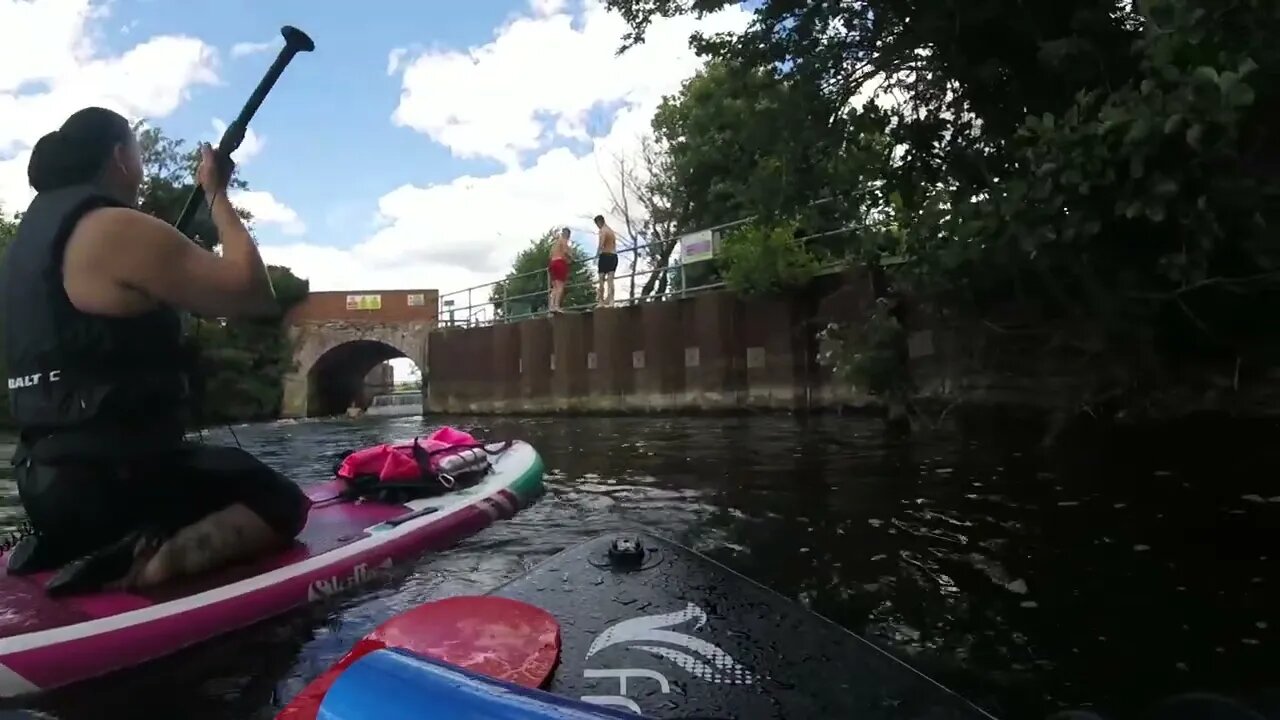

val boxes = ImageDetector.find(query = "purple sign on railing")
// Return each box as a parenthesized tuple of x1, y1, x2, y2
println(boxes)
(680, 230, 715, 263)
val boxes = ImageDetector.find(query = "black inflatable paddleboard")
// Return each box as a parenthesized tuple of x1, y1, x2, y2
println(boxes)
(489, 532, 997, 719)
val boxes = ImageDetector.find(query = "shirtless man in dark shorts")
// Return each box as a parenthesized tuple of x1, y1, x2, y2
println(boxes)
(594, 215, 618, 307)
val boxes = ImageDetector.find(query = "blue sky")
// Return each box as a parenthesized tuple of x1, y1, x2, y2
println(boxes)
(105, 0, 525, 250)
(0, 0, 753, 303)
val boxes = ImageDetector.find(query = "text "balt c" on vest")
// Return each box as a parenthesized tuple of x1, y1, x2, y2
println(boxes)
(7, 370, 62, 390)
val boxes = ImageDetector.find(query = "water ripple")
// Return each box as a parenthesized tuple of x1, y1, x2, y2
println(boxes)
(0, 414, 1274, 720)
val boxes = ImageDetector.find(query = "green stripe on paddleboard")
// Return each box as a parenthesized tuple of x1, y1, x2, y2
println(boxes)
(508, 449, 546, 507)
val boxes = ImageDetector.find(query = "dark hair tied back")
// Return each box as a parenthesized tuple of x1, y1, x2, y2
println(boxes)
(27, 107, 132, 193)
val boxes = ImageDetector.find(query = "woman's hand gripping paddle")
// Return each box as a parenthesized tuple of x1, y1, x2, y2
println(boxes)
(276, 596, 561, 719)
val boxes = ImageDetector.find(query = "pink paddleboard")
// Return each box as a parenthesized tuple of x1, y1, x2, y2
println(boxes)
(0, 441, 545, 698)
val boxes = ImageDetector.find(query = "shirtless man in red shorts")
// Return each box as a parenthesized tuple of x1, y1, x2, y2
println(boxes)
(547, 227, 570, 313)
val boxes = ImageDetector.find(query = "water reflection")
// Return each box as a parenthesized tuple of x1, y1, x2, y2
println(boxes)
(0, 414, 1274, 719)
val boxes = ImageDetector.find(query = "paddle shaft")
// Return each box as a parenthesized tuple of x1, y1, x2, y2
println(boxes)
(175, 26, 315, 238)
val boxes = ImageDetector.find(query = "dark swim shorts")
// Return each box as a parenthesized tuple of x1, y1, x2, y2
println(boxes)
(14, 442, 311, 564)
(597, 252, 618, 275)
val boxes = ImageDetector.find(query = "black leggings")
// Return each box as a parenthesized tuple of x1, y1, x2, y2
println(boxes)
(14, 442, 310, 562)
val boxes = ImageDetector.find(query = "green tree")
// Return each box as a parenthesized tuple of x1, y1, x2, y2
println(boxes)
(194, 265, 309, 422)
(646, 56, 886, 295)
(0, 208, 15, 242)
(135, 122, 252, 250)
(130, 124, 313, 424)
(601, 137, 685, 299)
(608, 0, 1280, 412)
(490, 230, 596, 318)
(651, 58, 852, 230)
(132, 124, 308, 424)
(0, 206, 17, 426)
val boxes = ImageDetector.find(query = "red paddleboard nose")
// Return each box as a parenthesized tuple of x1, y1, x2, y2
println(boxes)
(277, 596, 561, 719)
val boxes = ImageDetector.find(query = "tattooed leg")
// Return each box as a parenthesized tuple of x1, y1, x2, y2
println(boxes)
(132, 503, 281, 587)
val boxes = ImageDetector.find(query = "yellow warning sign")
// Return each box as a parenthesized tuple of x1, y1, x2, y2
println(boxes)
(345, 294, 382, 311)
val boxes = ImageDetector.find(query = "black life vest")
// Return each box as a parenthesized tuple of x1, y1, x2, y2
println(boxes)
(0, 185, 194, 461)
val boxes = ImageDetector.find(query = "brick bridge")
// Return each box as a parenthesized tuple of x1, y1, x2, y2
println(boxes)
(280, 289, 438, 417)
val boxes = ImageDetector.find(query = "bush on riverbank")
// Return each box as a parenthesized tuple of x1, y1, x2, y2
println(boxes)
(191, 264, 309, 424)
(608, 0, 1280, 418)
(719, 220, 822, 296)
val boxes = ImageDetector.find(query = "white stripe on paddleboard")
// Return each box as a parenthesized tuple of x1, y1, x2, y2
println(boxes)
(0, 662, 37, 696)
(0, 442, 540, 661)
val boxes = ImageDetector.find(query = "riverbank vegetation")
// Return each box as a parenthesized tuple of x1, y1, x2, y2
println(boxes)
(0, 125, 309, 427)
(603, 0, 1278, 420)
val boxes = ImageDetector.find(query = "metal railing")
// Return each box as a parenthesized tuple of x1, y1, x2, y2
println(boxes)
(434, 217, 865, 329)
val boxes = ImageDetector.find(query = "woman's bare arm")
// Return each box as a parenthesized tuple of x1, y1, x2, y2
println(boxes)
(65, 200, 278, 319)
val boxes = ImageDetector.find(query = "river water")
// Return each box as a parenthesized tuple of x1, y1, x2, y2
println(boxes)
(0, 414, 1277, 720)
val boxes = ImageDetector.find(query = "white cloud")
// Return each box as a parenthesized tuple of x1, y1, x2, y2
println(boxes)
(231, 189, 305, 236)
(230, 40, 274, 59)
(529, 0, 568, 16)
(0, 0, 218, 212)
(0, 0, 98, 94)
(386, 47, 411, 76)
(266, 0, 751, 307)
(209, 117, 265, 165)
(391, 0, 747, 168)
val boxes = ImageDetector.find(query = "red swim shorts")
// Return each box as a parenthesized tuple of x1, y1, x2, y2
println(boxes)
(548, 257, 569, 283)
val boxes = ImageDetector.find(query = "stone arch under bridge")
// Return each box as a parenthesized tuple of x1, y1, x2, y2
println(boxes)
(281, 320, 431, 417)
(279, 289, 439, 418)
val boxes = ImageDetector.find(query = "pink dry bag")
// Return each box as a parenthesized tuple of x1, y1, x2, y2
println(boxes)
(334, 427, 496, 502)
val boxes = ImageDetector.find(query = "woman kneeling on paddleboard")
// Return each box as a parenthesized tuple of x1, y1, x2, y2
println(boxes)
(0, 107, 311, 596)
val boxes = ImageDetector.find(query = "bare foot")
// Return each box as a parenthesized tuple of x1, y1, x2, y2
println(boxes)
(105, 535, 165, 591)
(133, 504, 281, 587)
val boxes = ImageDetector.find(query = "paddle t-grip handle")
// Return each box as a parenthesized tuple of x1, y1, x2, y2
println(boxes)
(175, 25, 316, 237)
